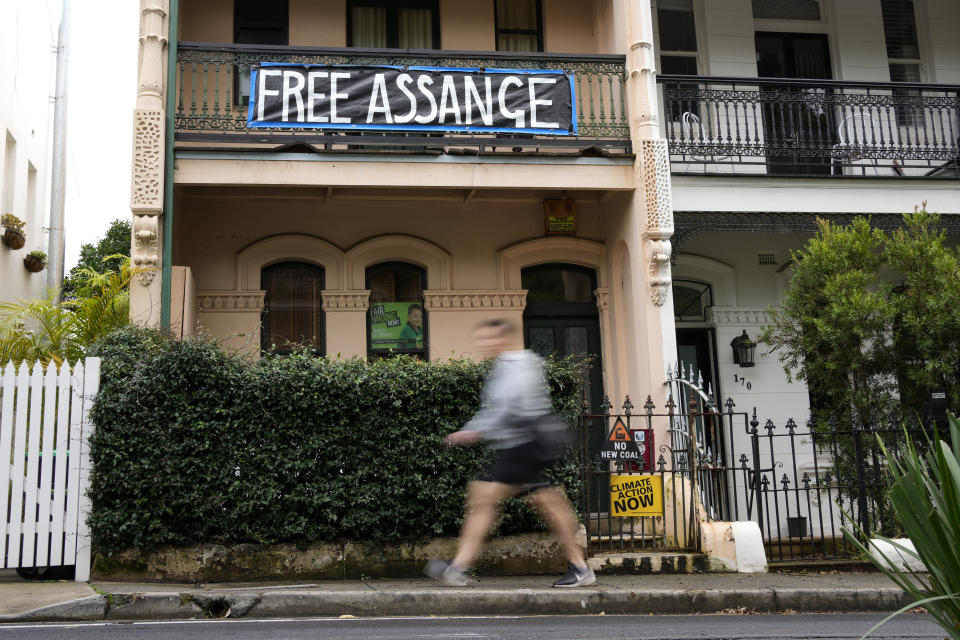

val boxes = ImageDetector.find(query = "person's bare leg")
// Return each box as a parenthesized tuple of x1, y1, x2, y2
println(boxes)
(451, 481, 518, 570)
(529, 486, 585, 567)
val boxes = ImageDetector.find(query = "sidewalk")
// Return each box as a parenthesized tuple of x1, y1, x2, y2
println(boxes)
(0, 569, 911, 622)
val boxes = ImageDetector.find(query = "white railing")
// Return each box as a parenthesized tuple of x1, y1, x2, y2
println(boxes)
(0, 357, 100, 582)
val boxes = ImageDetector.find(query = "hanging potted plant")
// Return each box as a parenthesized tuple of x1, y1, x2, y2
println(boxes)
(1, 214, 26, 250)
(23, 249, 47, 273)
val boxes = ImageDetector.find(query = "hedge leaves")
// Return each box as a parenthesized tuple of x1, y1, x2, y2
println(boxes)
(88, 327, 585, 554)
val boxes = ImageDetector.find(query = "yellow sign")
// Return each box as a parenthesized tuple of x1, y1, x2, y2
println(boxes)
(544, 199, 576, 234)
(609, 474, 663, 517)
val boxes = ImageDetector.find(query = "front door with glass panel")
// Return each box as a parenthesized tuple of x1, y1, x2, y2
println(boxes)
(521, 265, 604, 416)
(755, 32, 835, 176)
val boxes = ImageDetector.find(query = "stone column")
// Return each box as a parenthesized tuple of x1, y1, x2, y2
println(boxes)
(622, 0, 678, 406)
(129, 0, 169, 326)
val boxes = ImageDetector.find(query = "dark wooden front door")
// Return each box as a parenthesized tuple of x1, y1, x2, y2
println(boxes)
(521, 264, 604, 416)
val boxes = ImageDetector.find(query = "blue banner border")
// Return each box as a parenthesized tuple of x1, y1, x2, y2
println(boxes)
(246, 63, 578, 136)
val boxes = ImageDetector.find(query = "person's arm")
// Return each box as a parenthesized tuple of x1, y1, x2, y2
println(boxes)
(446, 360, 518, 446)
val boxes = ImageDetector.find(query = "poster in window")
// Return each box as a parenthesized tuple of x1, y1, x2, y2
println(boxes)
(369, 302, 424, 352)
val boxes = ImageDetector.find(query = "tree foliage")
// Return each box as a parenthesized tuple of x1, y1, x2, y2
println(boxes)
(62, 218, 131, 300)
(0, 259, 135, 367)
(762, 207, 960, 426)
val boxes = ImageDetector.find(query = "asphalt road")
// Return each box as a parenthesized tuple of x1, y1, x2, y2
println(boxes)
(0, 613, 944, 640)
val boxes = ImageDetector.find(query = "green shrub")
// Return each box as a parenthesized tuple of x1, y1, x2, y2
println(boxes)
(88, 327, 585, 554)
(845, 413, 960, 638)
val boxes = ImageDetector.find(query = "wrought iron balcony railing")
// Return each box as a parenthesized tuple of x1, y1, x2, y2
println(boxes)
(175, 43, 630, 151)
(658, 75, 960, 178)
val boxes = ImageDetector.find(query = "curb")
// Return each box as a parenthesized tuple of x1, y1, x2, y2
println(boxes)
(0, 587, 910, 622)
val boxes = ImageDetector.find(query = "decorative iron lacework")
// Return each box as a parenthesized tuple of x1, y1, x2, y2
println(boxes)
(658, 75, 960, 177)
(176, 45, 629, 140)
(672, 211, 960, 260)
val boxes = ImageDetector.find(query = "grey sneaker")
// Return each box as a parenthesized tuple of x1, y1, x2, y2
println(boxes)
(553, 563, 596, 588)
(424, 559, 469, 587)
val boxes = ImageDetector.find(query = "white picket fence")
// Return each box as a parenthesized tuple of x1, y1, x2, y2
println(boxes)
(0, 357, 100, 582)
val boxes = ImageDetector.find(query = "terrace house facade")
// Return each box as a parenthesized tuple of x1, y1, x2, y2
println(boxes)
(129, 0, 960, 441)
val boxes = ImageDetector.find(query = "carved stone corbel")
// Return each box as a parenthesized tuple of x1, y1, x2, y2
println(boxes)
(640, 139, 674, 305)
(132, 214, 159, 285)
(594, 287, 610, 313)
(130, 1, 168, 292)
(647, 236, 672, 306)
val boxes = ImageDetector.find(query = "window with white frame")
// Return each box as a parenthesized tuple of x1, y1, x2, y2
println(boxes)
(881, 0, 924, 126)
(656, 0, 700, 123)
(657, 0, 699, 77)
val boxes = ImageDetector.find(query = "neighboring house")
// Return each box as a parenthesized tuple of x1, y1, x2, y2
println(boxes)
(127, 0, 960, 447)
(0, 1, 57, 302)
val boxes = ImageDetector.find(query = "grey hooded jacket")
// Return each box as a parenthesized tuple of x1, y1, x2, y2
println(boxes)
(461, 350, 553, 450)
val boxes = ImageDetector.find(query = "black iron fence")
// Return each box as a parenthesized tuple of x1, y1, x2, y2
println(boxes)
(580, 395, 710, 556)
(658, 74, 960, 178)
(585, 372, 935, 563)
(736, 412, 929, 563)
(175, 43, 630, 151)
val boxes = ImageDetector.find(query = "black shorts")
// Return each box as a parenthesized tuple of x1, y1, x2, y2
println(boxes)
(477, 440, 550, 487)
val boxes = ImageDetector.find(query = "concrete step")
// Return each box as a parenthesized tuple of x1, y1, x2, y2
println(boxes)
(588, 551, 710, 575)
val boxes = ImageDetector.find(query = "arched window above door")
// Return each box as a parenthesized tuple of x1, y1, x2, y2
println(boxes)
(261, 262, 325, 355)
(522, 264, 597, 305)
(673, 279, 712, 322)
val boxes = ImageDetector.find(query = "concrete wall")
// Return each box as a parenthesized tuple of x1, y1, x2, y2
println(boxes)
(927, 0, 960, 83)
(831, 0, 889, 82)
(700, 0, 756, 77)
(0, 1, 55, 304)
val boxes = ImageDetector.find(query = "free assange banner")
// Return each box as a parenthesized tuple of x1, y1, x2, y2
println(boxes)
(247, 64, 576, 135)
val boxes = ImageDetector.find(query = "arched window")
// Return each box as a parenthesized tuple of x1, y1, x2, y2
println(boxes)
(261, 262, 325, 355)
(366, 262, 427, 359)
(673, 279, 713, 322)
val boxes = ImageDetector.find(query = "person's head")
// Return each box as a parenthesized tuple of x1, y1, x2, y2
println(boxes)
(406, 304, 423, 329)
(474, 318, 517, 359)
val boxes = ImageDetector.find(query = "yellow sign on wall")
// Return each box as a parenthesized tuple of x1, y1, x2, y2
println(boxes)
(609, 474, 663, 517)
(543, 199, 576, 234)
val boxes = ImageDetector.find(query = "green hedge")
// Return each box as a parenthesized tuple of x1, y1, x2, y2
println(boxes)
(88, 327, 586, 554)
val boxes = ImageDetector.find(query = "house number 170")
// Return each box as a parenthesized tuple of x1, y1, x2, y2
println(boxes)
(733, 374, 752, 390)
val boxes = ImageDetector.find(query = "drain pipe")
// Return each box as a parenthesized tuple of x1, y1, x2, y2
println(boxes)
(160, 0, 179, 331)
(47, 0, 72, 296)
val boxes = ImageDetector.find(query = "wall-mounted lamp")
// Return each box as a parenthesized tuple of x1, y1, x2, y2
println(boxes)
(730, 330, 757, 368)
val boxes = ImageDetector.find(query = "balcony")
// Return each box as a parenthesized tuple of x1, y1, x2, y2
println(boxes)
(174, 44, 630, 154)
(658, 75, 960, 179)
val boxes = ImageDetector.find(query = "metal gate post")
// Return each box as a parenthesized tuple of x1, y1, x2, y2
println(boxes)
(852, 422, 871, 539)
(749, 408, 764, 536)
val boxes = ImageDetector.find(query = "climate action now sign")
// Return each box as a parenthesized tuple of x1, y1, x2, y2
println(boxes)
(247, 64, 576, 135)
(609, 474, 663, 518)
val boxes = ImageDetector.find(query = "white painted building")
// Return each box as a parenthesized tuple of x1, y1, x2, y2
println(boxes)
(662, 0, 960, 427)
(0, 1, 58, 302)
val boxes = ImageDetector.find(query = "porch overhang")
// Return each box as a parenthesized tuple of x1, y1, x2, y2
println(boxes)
(673, 208, 960, 257)
(672, 175, 960, 216)
(173, 150, 636, 191)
